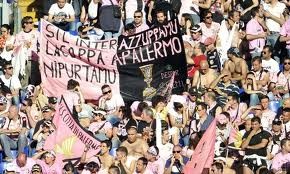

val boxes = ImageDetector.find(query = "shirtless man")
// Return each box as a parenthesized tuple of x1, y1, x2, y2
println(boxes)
(98, 140, 114, 172)
(120, 126, 149, 162)
(224, 47, 248, 85)
(192, 60, 217, 89)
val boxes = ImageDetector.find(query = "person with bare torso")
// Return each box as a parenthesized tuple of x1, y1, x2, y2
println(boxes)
(120, 126, 149, 163)
(192, 60, 217, 89)
(224, 47, 248, 85)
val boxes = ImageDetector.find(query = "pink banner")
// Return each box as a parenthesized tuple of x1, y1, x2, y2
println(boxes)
(183, 119, 216, 174)
(44, 97, 101, 159)
(39, 20, 120, 100)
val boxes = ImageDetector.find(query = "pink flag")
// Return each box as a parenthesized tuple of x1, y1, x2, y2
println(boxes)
(44, 97, 101, 159)
(183, 119, 216, 174)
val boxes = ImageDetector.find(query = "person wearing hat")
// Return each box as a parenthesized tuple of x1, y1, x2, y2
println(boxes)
(223, 47, 248, 85)
(32, 105, 54, 139)
(189, 24, 203, 46)
(88, 108, 113, 141)
(32, 150, 63, 173)
(184, 87, 198, 116)
(4, 163, 17, 174)
(31, 164, 43, 174)
(145, 145, 165, 174)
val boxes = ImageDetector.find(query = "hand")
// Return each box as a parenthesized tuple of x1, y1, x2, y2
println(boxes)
(120, 156, 126, 164)
(250, 129, 257, 136)
(171, 156, 175, 165)
(260, 32, 268, 39)
(148, 14, 152, 23)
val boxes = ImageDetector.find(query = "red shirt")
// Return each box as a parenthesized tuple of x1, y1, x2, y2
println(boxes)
(187, 55, 207, 77)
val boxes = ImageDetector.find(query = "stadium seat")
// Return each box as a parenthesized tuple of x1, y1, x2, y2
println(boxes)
(269, 100, 281, 113)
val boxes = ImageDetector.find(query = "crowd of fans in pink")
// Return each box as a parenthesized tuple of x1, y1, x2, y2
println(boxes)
(2, 0, 290, 173)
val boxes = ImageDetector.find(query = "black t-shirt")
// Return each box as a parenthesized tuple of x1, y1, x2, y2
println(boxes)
(33, 119, 46, 136)
(206, 49, 221, 72)
(243, 129, 271, 156)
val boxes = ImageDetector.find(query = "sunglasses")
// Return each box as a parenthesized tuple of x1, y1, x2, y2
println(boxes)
(0, 103, 4, 106)
(103, 90, 111, 95)
(134, 16, 142, 18)
(205, 16, 212, 19)
(25, 21, 33, 24)
(284, 62, 290, 65)
(6, 67, 13, 70)
(173, 150, 181, 153)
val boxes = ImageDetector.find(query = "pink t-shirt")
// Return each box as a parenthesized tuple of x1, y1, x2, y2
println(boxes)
(280, 19, 290, 49)
(102, 0, 118, 6)
(135, 23, 149, 33)
(15, 30, 39, 58)
(199, 22, 220, 40)
(36, 157, 63, 174)
(62, 90, 80, 113)
(89, 121, 112, 134)
(271, 152, 290, 170)
(12, 158, 36, 174)
(271, 71, 290, 90)
(246, 18, 265, 52)
(147, 158, 165, 174)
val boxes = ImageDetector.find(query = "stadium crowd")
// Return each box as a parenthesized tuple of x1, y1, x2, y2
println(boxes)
(1, 0, 290, 173)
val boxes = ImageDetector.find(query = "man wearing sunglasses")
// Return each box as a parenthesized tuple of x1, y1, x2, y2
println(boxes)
(199, 10, 220, 41)
(268, 58, 290, 100)
(133, 10, 149, 33)
(15, 16, 39, 88)
(99, 84, 124, 125)
(165, 145, 189, 174)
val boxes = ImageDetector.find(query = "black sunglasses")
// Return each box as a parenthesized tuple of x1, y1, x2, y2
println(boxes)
(173, 150, 181, 153)
(205, 16, 212, 19)
(103, 90, 111, 95)
(284, 62, 290, 65)
(6, 67, 13, 70)
(25, 21, 33, 24)
(134, 16, 142, 18)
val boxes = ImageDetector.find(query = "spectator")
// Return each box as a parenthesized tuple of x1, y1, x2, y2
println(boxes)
(133, 10, 149, 33)
(260, 95, 276, 130)
(123, 0, 145, 25)
(271, 138, 290, 173)
(268, 58, 290, 100)
(133, 157, 150, 174)
(98, 84, 125, 125)
(241, 116, 271, 174)
(108, 165, 121, 174)
(114, 146, 135, 174)
(47, 0, 75, 31)
(120, 126, 149, 163)
(145, 145, 165, 174)
(280, 16, 290, 57)
(63, 79, 83, 114)
(251, 57, 270, 96)
(63, 162, 75, 174)
(0, 105, 28, 162)
(32, 120, 54, 152)
(89, 109, 113, 141)
(204, 37, 221, 72)
(246, 6, 267, 58)
(151, 10, 168, 27)
(12, 152, 36, 173)
(199, 10, 220, 41)
(98, 0, 122, 39)
(33, 150, 63, 173)
(157, 128, 174, 163)
(0, 61, 21, 106)
(97, 140, 114, 172)
(187, 43, 207, 78)
(192, 60, 217, 90)
(165, 145, 189, 174)
(209, 162, 223, 174)
(31, 164, 43, 174)
(179, 0, 199, 24)
(210, 70, 240, 107)
(204, 91, 222, 118)
(261, 45, 280, 75)
(196, 102, 214, 133)
(224, 47, 248, 85)
(15, 16, 38, 88)
(281, 107, 290, 138)
(0, 24, 15, 62)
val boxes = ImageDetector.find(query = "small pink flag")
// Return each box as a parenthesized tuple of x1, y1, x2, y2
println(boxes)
(183, 119, 216, 174)
(44, 97, 101, 160)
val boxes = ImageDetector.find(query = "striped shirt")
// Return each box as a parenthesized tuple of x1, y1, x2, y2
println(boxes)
(216, 82, 239, 106)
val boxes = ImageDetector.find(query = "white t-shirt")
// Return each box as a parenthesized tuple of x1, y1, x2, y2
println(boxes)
(48, 3, 75, 19)
(158, 142, 174, 164)
(263, 2, 286, 32)
(104, 94, 125, 114)
(0, 75, 21, 90)
(262, 58, 280, 73)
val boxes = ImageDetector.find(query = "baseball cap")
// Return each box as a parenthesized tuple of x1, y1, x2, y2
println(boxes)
(272, 118, 282, 125)
(0, 96, 8, 105)
(5, 163, 16, 172)
(42, 106, 52, 112)
(78, 109, 92, 119)
(227, 47, 241, 57)
(147, 146, 159, 156)
(190, 24, 201, 33)
(188, 87, 198, 96)
(48, 97, 57, 104)
(31, 164, 42, 172)
(45, 150, 56, 158)
(204, 37, 215, 46)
